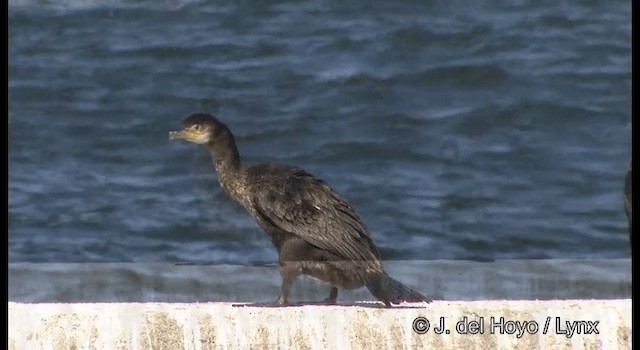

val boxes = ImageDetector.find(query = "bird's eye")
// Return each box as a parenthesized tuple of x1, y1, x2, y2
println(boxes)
(193, 125, 202, 132)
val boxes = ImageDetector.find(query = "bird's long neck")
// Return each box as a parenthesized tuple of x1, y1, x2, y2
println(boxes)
(208, 143, 240, 172)
(206, 133, 245, 201)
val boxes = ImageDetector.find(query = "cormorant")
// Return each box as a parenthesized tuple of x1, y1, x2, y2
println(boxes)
(169, 113, 430, 306)
(624, 162, 631, 253)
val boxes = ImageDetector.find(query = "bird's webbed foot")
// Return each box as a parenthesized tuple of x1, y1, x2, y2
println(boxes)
(275, 294, 289, 305)
(231, 295, 289, 308)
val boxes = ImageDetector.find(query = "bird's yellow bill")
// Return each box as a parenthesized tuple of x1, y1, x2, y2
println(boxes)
(169, 130, 197, 141)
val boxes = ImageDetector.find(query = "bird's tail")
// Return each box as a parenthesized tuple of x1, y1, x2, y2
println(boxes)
(365, 271, 431, 306)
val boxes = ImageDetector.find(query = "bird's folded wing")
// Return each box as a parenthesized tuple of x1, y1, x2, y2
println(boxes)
(252, 170, 380, 263)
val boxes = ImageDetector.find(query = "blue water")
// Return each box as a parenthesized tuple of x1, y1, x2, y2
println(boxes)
(9, 0, 631, 266)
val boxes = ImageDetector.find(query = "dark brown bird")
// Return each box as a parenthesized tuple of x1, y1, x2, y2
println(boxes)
(624, 161, 631, 254)
(169, 113, 430, 306)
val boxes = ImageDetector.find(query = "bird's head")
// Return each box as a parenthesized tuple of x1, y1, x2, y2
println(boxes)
(169, 113, 228, 145)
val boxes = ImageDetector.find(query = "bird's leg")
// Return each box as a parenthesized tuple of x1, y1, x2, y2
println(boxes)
(276, 264, 297, 305)
(276, 285, 289, 305)
(230, 271, 294, 307)
(323, 286, 338, 304)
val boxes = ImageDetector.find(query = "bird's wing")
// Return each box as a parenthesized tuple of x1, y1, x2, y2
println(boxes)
(252, 168, 380, 262)
(624, 168, 632, 218)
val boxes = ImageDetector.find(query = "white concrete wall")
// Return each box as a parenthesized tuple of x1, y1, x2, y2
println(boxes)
(8, 300, 631, 349)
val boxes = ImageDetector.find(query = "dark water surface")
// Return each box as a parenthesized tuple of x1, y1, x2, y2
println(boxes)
(9, 1, 631, 271)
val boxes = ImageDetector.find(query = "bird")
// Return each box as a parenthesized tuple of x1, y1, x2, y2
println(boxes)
(169, 113, 430, 306)
(624, 162, 631, 254)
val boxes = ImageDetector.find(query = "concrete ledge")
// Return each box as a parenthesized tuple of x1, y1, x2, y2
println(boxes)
(8, 300, 631, 349)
